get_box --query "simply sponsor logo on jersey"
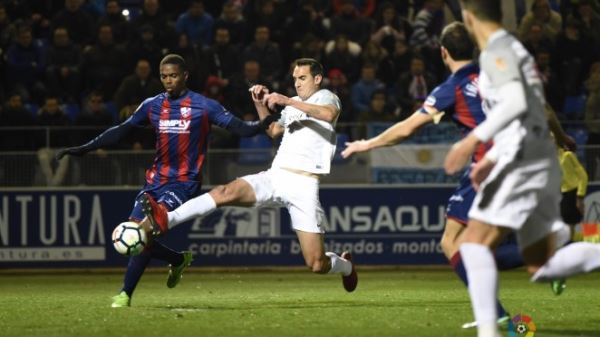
[465,77,479,97]
[158,119,191,133]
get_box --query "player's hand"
[341,140,370,158]
[561,135,577,152]
[249,85,269,104]
[55,146,87,160]
[469,158,495,191]
[576,197,584,215]
[444,135,479,175]
[263,92,290,110]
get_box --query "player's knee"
[210,185,236,204]
[440,236,456,258]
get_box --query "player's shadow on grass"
[539,329,600,337]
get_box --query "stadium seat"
[562,94,586,120]
[62,103,80,122]
[333,133,350,163]
[238,134,272,165]
[105,101,119,123]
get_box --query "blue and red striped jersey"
[129,90,233,186]
[420,63,490,162]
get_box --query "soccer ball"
[112,222,147,256]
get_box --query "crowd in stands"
[0,0,599,155]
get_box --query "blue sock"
[150,241,183,266]
[450,252,507,318]
[121,242,182,297]
[122,249,151,296]
[495,242,524,270]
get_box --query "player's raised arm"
[342,111,434,158]
[264,92,340,124]
[250,84,284,138]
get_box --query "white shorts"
[241,167,326,233]
[468,157,566,249]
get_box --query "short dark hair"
[160,54,187,71]
[460,0,502,23]
[440,22,474,61]
[293,58,323,77]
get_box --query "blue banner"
[2,185,598,268]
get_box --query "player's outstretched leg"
[167,251,194,288]
[141,193,169,236]
[340,252,358,292]
[112,250,152,307]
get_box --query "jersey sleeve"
[480,46,521,87]
[128,97,154,127]
[206,98,234,128]
[421,80,456,113]
[313,90,342,111]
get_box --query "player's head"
[292,58,323,100]
[460,0,502,31]
[159,54,188,97]
[440,22,474,63]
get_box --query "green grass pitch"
[1,269,599,337]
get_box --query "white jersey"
[477,29,554,162]
[271,89,341,174]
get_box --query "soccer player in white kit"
[140,58,358,292]
[445,1,600,337]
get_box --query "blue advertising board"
[2,185,599,268]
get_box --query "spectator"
[203,75,226,104]
[97,0,131,44]
[246,0,287,45]
[361,41,388,76]
[206,27,240,85]
[325,68,354,128]
[81,24,126,99]
[409,0,444,51]
[378,38,413,89]
[536,48,563,112]
[291,34,325,68]
[522,22,554,57]
[554,17,596,97]
[128,24,163,71]
[50,0,94,47]
[332,0,376,17]
[329,0,373,46]
[358,89,398,125]
[77,91,113,127]
[45,27,81,103]
[585,62,600,180]
[0,4,16,52]
[518,0,562,42]
[133,0,174,46]
[214,1,248,46]
[242,25,283,84]
[351,63,385,115]
[396,55,436,117]
[370,1,412,55]
[5,25,45,102]
[570,0,600,53]
[285,0,329,47]
[113,59,162,111]
[225,59,266,120]
[36,95,69,128]
[323,34,361,82]
[0,92,35,151]
[175,0,214,48]
[169,33,209,92]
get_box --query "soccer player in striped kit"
[57,54,265,307]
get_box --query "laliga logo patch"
[180,107,191,117]
[508,314,536,337]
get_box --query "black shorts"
[560,189,582,224]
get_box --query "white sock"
[326,252,352,276]
[460,243,498,334]
[167,193,217,229]
[532,242,600,282]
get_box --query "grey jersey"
[478,30,553,161]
